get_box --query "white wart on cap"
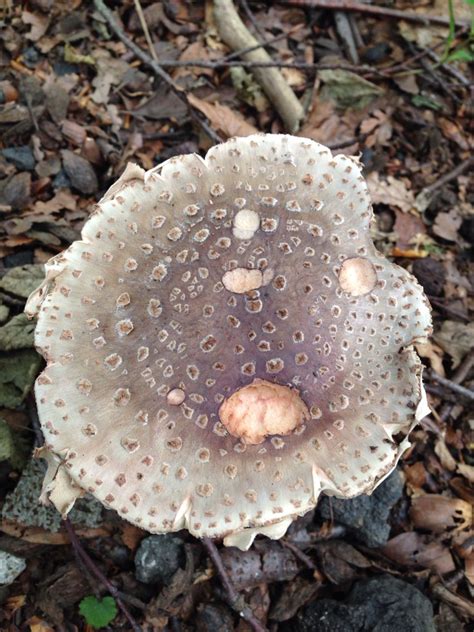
[27,135,432,550]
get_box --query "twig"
[133,0,158,62]
[440,348,474,421]
[93,0,223,145]
[202,537,268,632]
[239,0,267,40]
[431,583,474,618]
[64,519,142,632]
[281,0,470,28]
[281,539,316,569]
[214,0,304,132]
[415,156,474,212]
[222,25,303,62]
[430,372,474,403]
[427,296,470,323]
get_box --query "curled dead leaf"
[410,494,472,534]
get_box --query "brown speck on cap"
[26,136,432,551]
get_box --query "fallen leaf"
[434,438,457,472]
[416,341,445,376]
[22,10,49,42]
[410,494,472,533]
[188,94,258,137]
[394,210,426,249]
[0,313,35,351]
[457,463,474,484]
[383,532,455,574]
[319,68,383,110]
[432,209,463,242]
[367,172,415,212]
[27,616,55,632]
[0,264,44,298]
[433,320,474,367]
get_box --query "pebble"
[134,534,184,584]
[61,149,98,194]
[0,550,26,585]
[286,575,435,632]
[1,147,36,171]
[317,470,403,548]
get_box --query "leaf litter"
[0,0,473,629]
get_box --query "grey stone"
[135,534,184,584]
[318,470,403,548]
[1,457,103,532]
[285,575,435,632]
[1,147,36,171]
[0,550,26,585]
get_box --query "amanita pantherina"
[27,135,432,550]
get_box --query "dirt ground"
[0,1,472,631]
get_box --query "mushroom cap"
[27,135,432,550]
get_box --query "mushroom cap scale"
[27,135,432,550]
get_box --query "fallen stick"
[214,0,304,132]
[282,0,470,29]
[202,537,269,632]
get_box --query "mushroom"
[26,135,432,550]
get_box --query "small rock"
[0,550,26,586]
[317,470,403,548]
[134,534,184,584]
[196,603,235,632]
[1,172,31,210]
[2,458,103,532]
[285,575,435,632]
[61,149,98,194]
[1,146,36,171]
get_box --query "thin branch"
[430,372,474,402]
[64,519,142,632]
[133,0,158,62]
[439,348,474,421]
[93,0,223,145]
[281,0,470,28]
[202,537,268,632]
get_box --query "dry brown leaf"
[187,94,258,138]
[415,341,445,376]
[383,532,455,575]
[457,463,474,484]
[433,320,474,368]
[360,109,393,147]
[367,172,415,212]
[434,438,457,472]
[394,210,426,249]
[26,616,55,632]
[433,209,463,242]
[175,41,215,78]
[121,523,146,551]
[22,11,49,42]
[0,520,110,543]
[410,494,472,533]
[404,461,428,491]
[438,117,470,151]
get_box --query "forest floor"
[0,1,473,631]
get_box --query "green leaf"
[0,265,44,299]
[318,69,383,110]
[0,419,30,469]
[0,314,35,351]
[446,48,474,62]
[411,94,443,111]
[79,596,118,629]
[0,350,42,407]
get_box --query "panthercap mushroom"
[26,134,432,550]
